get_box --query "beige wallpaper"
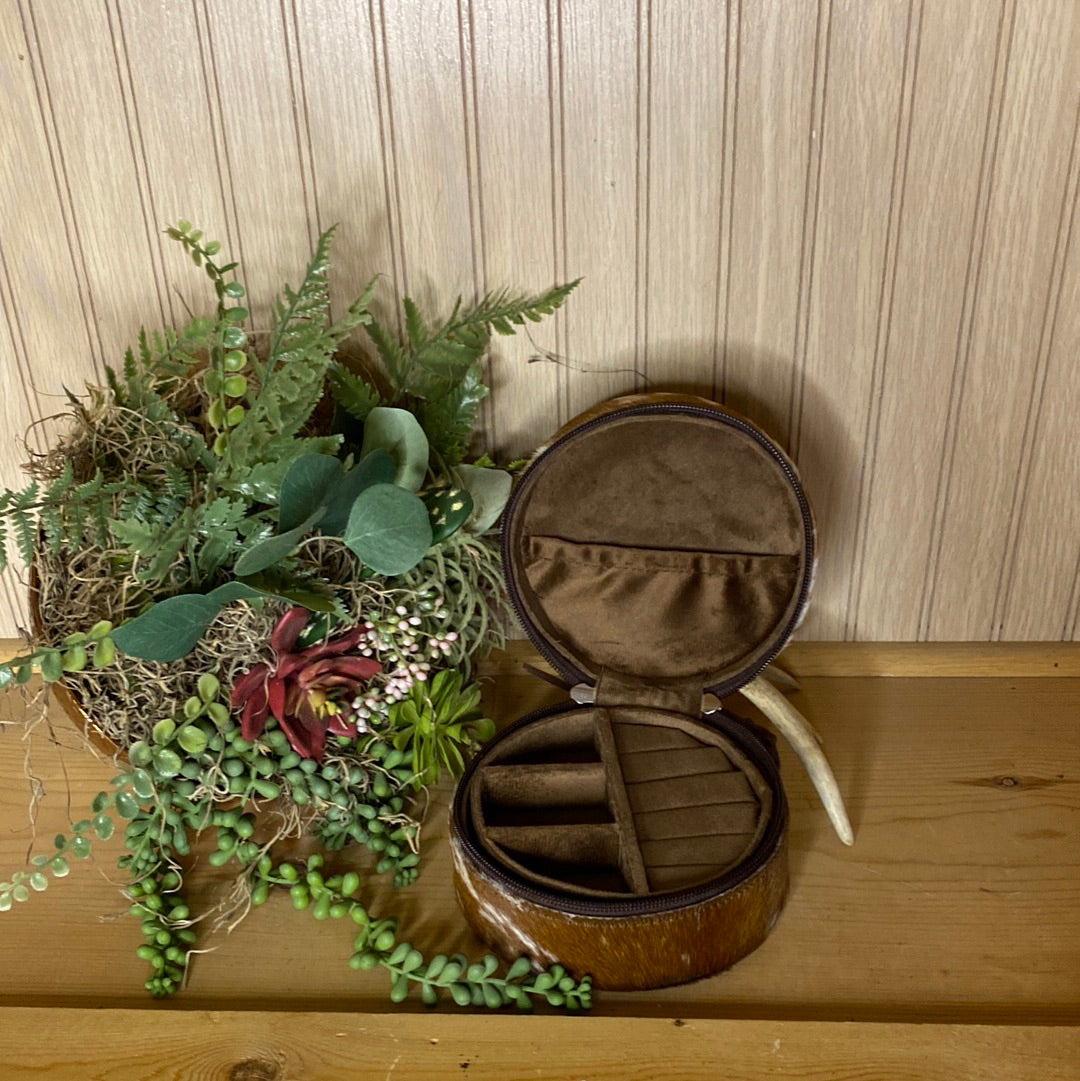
[1,0,1079,641]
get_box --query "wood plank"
[924,1,1080,639]
[849,1,1002,640]
[471,640,1080,679]
[559,0,642,419]
[199,0,315,329]
[997,108,1080,640]
[723,0,818,442]
[8,639,1080,677]
[470,0,564,458]
[0,667,1076,1025]
[790,0,911,639]
[289,0,396,330]
[643,0,728,395]
[378,0,475,316]
[0,1010,1076,1081]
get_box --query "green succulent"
[388,670,494,787]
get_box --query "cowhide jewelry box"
[450,393,852,991]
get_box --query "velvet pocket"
[523,536,801,681]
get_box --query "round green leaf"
[92,815,115,841]
[152,748,183,778]
[39,651,63,683]
[360,407,429,492]
[152,718,176,745]
[128,741,153,768]
[130,769,155,801]
[28,872,48,892]
[114,792,139,819]
[344,484,433,576]
[70,836,91,859]
[50,857,70,878]
[197,673,220,703]
[320,449,396,535]
[111,594,221,663]
[177,725,208,755]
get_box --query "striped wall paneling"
[1,0,1078,641]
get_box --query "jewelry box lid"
[501,394,815,701]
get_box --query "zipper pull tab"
[570,683,596,704]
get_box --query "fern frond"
[363,316,409,390]
[445,279,580,339]
[327,361,381,422]
[415,361,489,466]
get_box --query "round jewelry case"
[450,394,817,990]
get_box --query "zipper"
[500,400,816,699]
[450,701,788,917]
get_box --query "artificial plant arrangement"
[0,222,590,1011]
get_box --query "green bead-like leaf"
[152,718,176,744]
[130,769,155,801]
[344,484,432,576]
[39,651,63,683]
[114,792,139,819]
[206,702,230,728]
[505,957,533,981]
[198,673,220,703]
[128,741,153,768]
[360,407,429,492]
[92,815,114,841]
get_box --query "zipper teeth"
[501,401,816,694]
[450,703,787,916]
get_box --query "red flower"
[231,607,382,761]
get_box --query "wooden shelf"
[0,642,1077,1078]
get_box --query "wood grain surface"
[0,648,1076,1027]
[2,0,1080,638]
[0,1010,1077,1081]
[0,650,1077,1074]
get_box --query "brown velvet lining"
[469,707,771,899]
[505,408,809,688]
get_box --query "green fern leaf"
[327,361,381,422]
[403,296,428,351]
[363,316,409,390]
[416,362,489,466]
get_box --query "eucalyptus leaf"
[454,464,513,534]
[344,483,432,575]
[278,453,342,531]
[321,448,396,534]
[233,505,326,576]
[112,594,220,662]
[360,407,429,492]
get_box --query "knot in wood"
[229,1059,282,1081]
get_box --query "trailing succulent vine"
[0,223,588,1010]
